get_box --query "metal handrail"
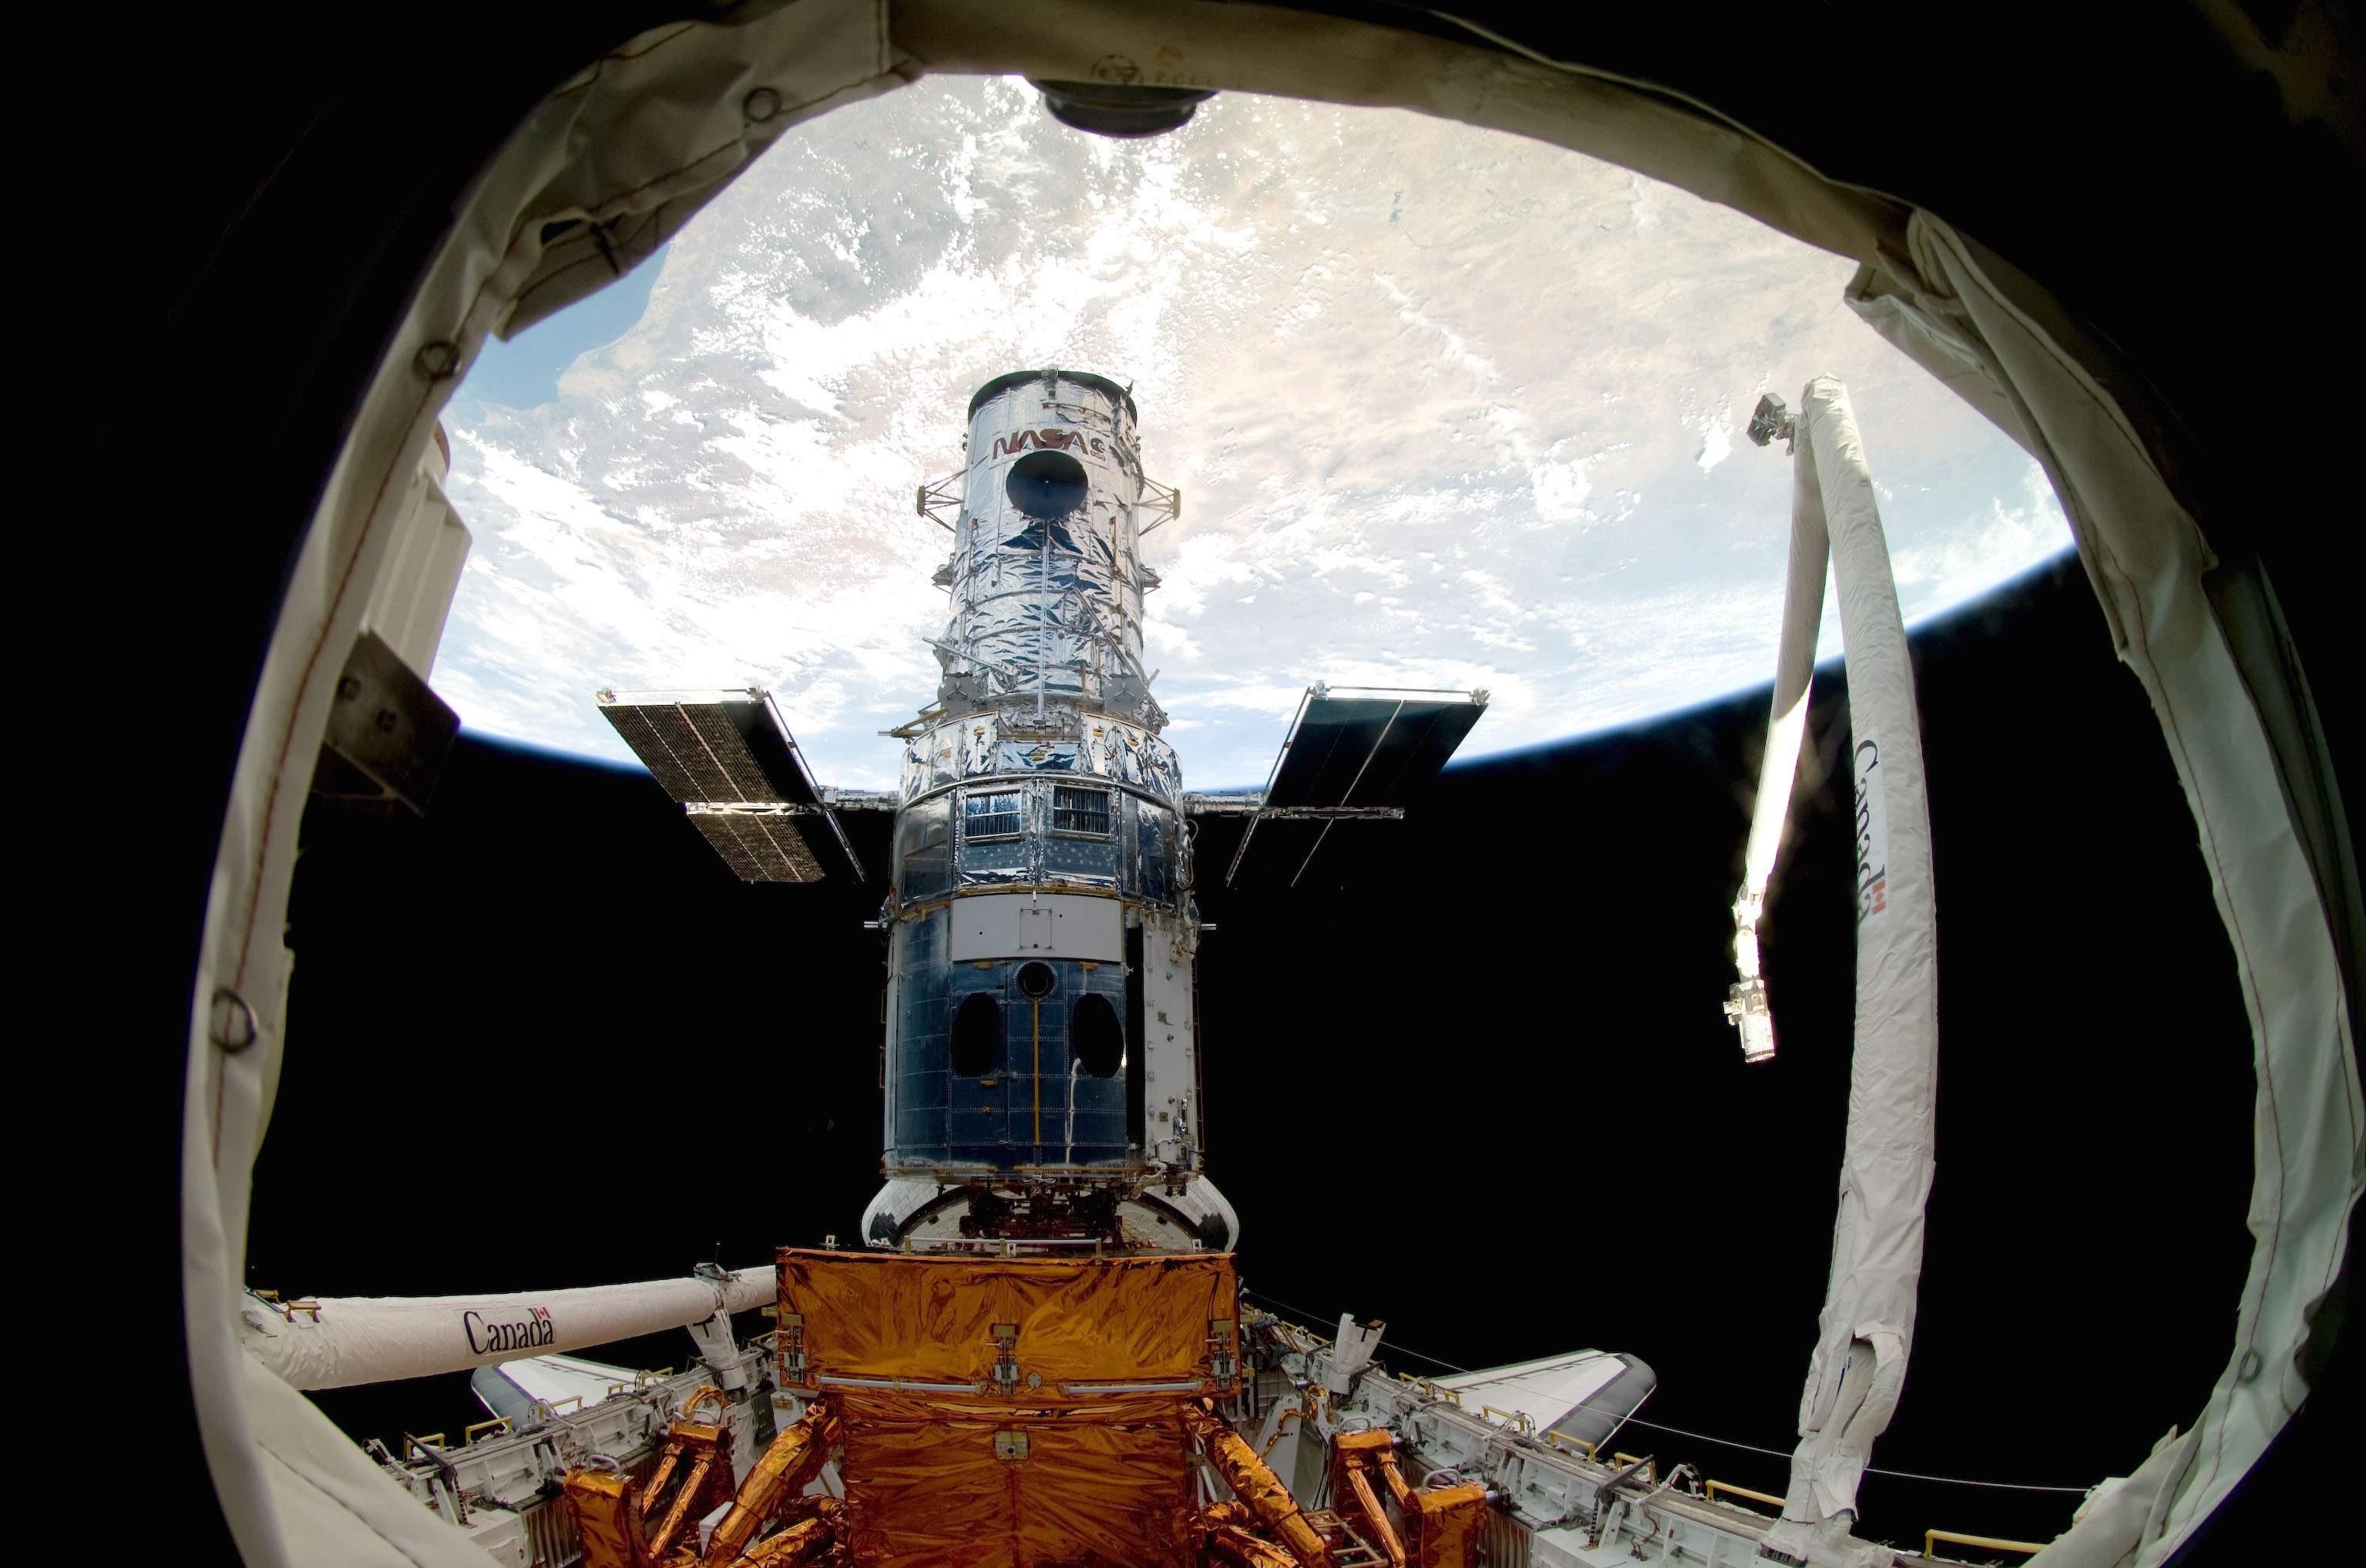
[252,1291,324,1322]
[463,1416,511,1444]
[1480,1405,1534,1433]
[1544,1432,1597,1461]
[1613,1452,1656,1486]
[1924,1529,2047,1560]
[1706,1479,1783,1510]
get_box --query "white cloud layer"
[435,78,2069,790]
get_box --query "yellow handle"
[1924,1529,2046,1558]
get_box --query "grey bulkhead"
[880,371,1201,1175]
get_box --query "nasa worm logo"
[992,428,1106,459]
[464,1305,556,1355]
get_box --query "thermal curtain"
[1847,213,2359,1568]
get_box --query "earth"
[436,76,2068,791]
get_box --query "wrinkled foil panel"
[839,1409,1194,1568]
[1124,733,1183,801]
[902,714,1003,801]
[893,794,953,902]
[1134,799,1176,905]
[778,1247,1238,1390]
[778,1249,1235,1568]
[1083,717,1181,797]
[961,719,998,776]
[901,712,1181,804]
[1000,737,1078,771]
[942,374,1151,713]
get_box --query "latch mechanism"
[990,1323,1020,1394]
[773,1311,807,1387]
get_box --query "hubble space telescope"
[598,368,1486,1257]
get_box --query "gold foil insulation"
[1184,1405,1329,1568]
[562,1251,1485,1567]
[704,1408,836,1565]
[565,1466,651,1568]
[776,1247,1242,1396]
[836,1393,1196,1567]
[778,1247,1237,1567]
[1406,1485,1488,1568]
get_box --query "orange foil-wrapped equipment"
[777,1247,1240,1398]
[776,1248,1240,1568]
[836,1392,1196,1568]
[1407,1483,1489,1568]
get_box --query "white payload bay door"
[946,893,1124,962]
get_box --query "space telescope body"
[865,370,1221,1250]
[862,371,1497,1254]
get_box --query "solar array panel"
[1265,690,1485,810]
[1223,686,1487,887]
[687,806,828,884]
[598,691,816,806]
[598,690,860,881]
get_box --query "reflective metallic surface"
[938,369,1158,723]
[878,372,1201,1194]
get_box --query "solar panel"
[1264,690,1485,809]
[597,690,817,804]
[1224,685,1487,887]
[597,690,862,881]
[686,805,828,883]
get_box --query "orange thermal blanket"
[777,1247,1238,1567]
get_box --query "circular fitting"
[207,988,258,1053]
[1016,961,1057,999]
[743,86,781,124]
[412,340,461,381]
[1027,78,1215,139]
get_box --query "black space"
[255,552,2270,1553]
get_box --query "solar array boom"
[1219,683,1487,886]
